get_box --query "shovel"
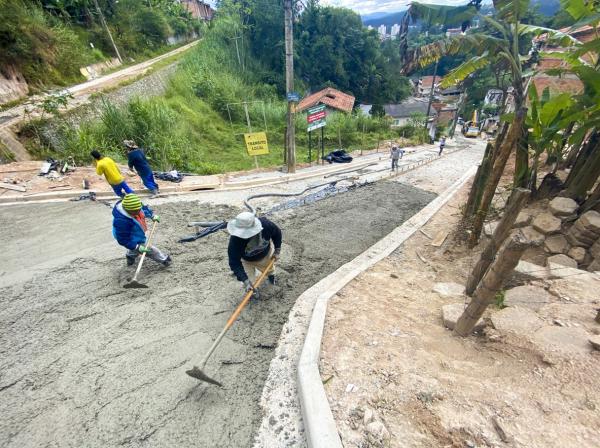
[123,220,158,289]
[186,257,276,386]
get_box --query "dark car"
[323,149,353,164]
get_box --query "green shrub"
[135,9,172,47]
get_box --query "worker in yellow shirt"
[91,150,134,197]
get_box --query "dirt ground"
[0,180,435,448]
[321,181,600,448]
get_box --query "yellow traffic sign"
[244,132,269,156]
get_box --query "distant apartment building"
[446,28,462,37]
[367,25,374,30]
[390,23,401,38]
[417,76,440,97]
[484,89,504,107]
[378,25,387,39]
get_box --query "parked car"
[323,149,353,164]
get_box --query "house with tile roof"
[297,88,355,113]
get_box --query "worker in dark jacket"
[227,211,282,296]
[112,193,171,267]
[123,140,160,198]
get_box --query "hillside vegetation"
[25,0,427,173]
[0,0,200,88]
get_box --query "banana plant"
[526,84,573,189]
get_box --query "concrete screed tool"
[123,220,158,289]
[186,257,276,386]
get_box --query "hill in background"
[360,0,560,30]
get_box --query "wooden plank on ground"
[430,230,449,247]
[0,182,26,192]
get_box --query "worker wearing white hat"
[227,211,282,296]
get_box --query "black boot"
[126,255,136,266]
[162,255,172,267]
[268,274,276,285]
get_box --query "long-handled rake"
[186,257,276,386]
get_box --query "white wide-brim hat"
[227,211,263,239]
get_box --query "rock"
[567,247,586,264]
[491,306,544,335]
[532,213,562,235]
[442,303,486,332]
[533,326,591,356]
[547,254,578,268]
[484,221,500,237]
[579,210,600,234]
[566,222,599,247]
[513,211,532,228]
[544,235,570,254]
[521,226,545,245]
[365,420,391,447]
[591,239,600,259]
[588,258,600,272]
[345,383,358,393]
[363,408,376,426]
[514,260,550,281]
[433,282,466,297]
[504,285,552,311]
[549,197,578,217]
[589,335,600,350]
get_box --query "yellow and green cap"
[122,193,142,211]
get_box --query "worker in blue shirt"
[123,140,160,198]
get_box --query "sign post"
[306,104,327,165]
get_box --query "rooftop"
[297,88,355,113]
[531,76,584,96]
[419,76,439,88]
[383,98,437,118]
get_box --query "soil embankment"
[0,180,434,447]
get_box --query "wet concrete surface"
[0,181,435,447]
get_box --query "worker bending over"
[112,193,172,267]
[123,140,160,198]
[227,212,282,296]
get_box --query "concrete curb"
[297,165,477,448]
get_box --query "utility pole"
[450,90,465,138]
[92,0,123,64]
[425,57,439,131]
[284,0,296,173]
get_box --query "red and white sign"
[307,111,326,123]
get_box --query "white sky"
[319,0,475,15]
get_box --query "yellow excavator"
[463,110,480,138]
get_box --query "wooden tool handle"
[225,257,275,328]
[132,220,158,281]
